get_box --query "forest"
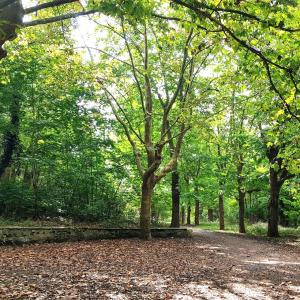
[0,1,300,299]
[0,0,299,241]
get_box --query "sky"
[23,0,108,62]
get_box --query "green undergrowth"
[0,217,139,228]
[196,222,300,238]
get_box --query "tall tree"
[94,16,211,238]
[259,121,298,237]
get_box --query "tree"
[0,16,133,222]
[266,145,291,237]
[2,0,299,124]
[94,16,212,239]
[180,127,219,227]
[0,0,299,238]
[168,0,300,122]
[259,121,298,237]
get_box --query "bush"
[0,181,35,219]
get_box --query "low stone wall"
[0,227,191,245]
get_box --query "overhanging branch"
[172,2,300,122]
[23,10,97,27]
[171,0,300,33]
[24,0,78,14]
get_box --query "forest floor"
[0,229,299,300]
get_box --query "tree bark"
[208,208,213,221]
[219,192,225,230]
[0,1,24,59]
[170,170,180,227]
[140,175,154,240]
[267,167,280,237]
[216,144,226,230]
[194,199,200,226]
[187,203,191,225]
[236,160,246,233]
[265,145,291,238]
[181,205,185,225]
[238,189,246,233]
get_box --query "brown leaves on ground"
[0,230,299,299]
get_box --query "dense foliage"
[0,0,299,237]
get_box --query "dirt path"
[191,229,300,299]
[0,230,299,299]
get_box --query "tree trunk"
[265,145,290,238]
[217,144,225,230]
[267,167,280,237]
[181,206,185,225]
[237,160,246,233]
[208,208,213,221]
[279,198,288,227]
[140,176,154,240]
[0,1,24,59]
[219,192,225,230]
[187,204,191,225]
[170,171,180,227]
[194,199,200,226]
[238,189,246,233]
[0,96,20,178]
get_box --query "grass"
[196,221,300,238]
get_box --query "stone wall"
[0,227,191,245]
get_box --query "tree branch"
[121,19,146,115]
[99,81,145,145]
[186,6,299,122]
[78,46,144,76]
[170,0,300,33]
[160,29,193,140]
[155,124,188,183]
[152,12,222,33]
[101,86,145,177]
[24,0,77,14]
[263,61,300,122]
[23,10,97,27]
[143,24,153,150]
